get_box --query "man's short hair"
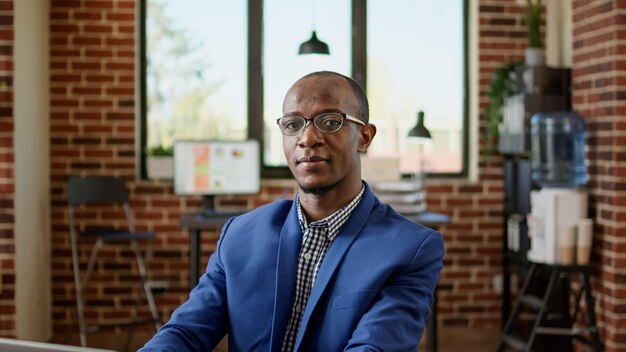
[300,71,370,123]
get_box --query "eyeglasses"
[276,112,366,136]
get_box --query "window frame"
[139,0,469,180]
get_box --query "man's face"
[281,74,373,194]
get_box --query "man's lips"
[297,155,328,164]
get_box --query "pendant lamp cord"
[311,0,316,30]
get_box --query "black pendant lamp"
[407,111,432,139]
[298,30,330,55]
[298,0,330,55]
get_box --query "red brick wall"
[48,0,185,332]
[571,1,626,351]
[0,0,14,339]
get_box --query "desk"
[179,212,242,289]
[180,210,450,352]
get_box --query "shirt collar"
[296,185,365,241]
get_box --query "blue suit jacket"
[141,184,444,351]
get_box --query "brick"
[85,74,114,82]
[51,0,81,7]
[50,74,81,83]
[105,63,134,71]
[83,99,113,107]
[50,25,79,33]
[84,25,112,33]
[0,15,12,26]
[72,37,102,46]
[0,107,11,117]
[0,29,12,40]
[72,87,101,95]
[105,38,134,47]
[0,2,13,11]
[106,13,134,21]
[85,1,113,9]
[84,50,113,58]
[73,12,102,21]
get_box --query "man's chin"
[298,178,343,195]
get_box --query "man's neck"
[298,182,363,222]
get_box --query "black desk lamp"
[408,110,432,180]
[407,111,432,140]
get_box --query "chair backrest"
[67,176,129,206]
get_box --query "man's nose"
[298,121,324,147]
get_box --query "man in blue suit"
[140,71,445,351]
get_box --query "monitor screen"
[174,140,260,196]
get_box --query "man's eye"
[283,120,302,130]
[320,118,342,127]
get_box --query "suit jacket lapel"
[270,199,302,352]
[294,184,377,350]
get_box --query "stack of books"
[370,175,426,214]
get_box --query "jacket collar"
[269,198,301,351]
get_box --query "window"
[263,0,351,167]
[140,0,247,177]
[140,0,468,179]
[367,0,466,175]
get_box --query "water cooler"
[527,111,588,264]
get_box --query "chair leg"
[70,235,88,347]
[131,239,162,331]
[83,239,103,288]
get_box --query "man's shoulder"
[369,201,437,236]
[217,199,294,248]
[229,198,293,226]
[243,198,293,216]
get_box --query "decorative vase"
[525,47,544,67]
[147,156,174,179]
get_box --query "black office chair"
[66,176,162,347]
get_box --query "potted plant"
[146,145,174,179]
[485,62,519,149]
[524,0,544,66]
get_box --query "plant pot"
[147,156,174,180]
[525,47,544,67]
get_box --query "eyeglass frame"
[276,112,366,136]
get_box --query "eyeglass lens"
[278,113,344,135]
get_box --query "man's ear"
[357,124,377,153]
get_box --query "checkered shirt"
[281,186,365,352]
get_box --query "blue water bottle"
[530,111,587,187]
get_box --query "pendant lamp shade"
[407,111,432,139]
[298,31,330,55]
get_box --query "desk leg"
[427,288,437,352]
[190,229,201,289]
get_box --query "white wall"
[14,0,52,341]
[546,0,573,67]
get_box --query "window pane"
[146,0,247,149]
[263,0,351,167]
[367,0,464,174]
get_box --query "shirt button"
[304,252,312,260]
[296,304,301,313]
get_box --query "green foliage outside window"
[147,0,239,150]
